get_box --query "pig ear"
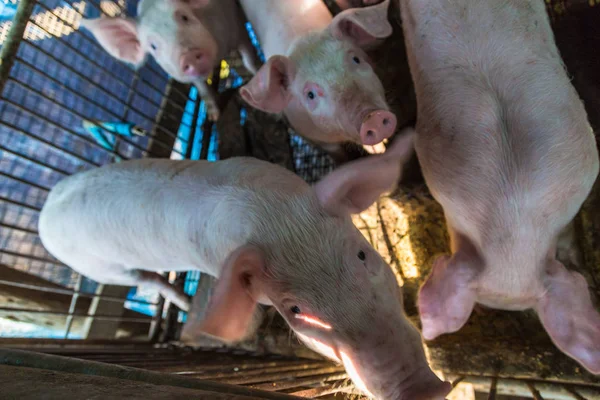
[330,0,392,47]
[418,254,478,340]
[80,17,146,66]
[239,55,295,114]
[198,246,267,343]
[314,130,414,216]
[535,260,600,374]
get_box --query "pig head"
[81,0,217,82]
[187,134,451,400]
[81,0,258,119]
[397,0,600,374]
[240,0,397,153]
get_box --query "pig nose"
[180,50,209,77]
[359,110,397,146]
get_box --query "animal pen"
[0,0,599,398]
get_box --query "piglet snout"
[360,110,397,146]
[180,49,211,77]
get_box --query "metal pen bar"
[0,144,71,176]
[290,382,353,398]
[199,362,333,381]
[251,372,348,392]
[0,117,102,167]
[0,196,42,212]
[0,306,152,323]
[452,376,465,387]
[0,0,36,95]
[15,53,185,152]
[488,377,498,400]
[223,366,345,386]
[2,83,133,160]
[7,69,173,159]
[0,170,51,192]
[64,274,83,339]
[527,382,544,400]
[0,349,303,400]
[7,78,156,157]
[0,223,38,235]
[0,278,159,306]
[0,249,62,265]
[565,386,589,400]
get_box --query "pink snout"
[360,110,397,146]
[180,49,211,78]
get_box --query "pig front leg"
[238,36,261,75]
[194,79,220,121]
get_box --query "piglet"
[39,134,451,400]
[81,0,260,120]
[239,0,398,162]
[399,0,600,373]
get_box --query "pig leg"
[238,35,261,75]
[194,80,220,121]
[79,261,191,312]
[535,260,600,374]
[418,254,478,340]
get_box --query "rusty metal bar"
[251,372,348,392]
[488,377,497,400]
[0,0,36,95]
[527,382,544,400]
[154,360,324,375]
[0,144,71,176]
[0,349,303,400]
[0,306,152,323]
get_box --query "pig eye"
[290,305,301,314]
[180,14,189,22]
[150,43,157,51]
[307,91,315,100]
[357,250,366,261]
[353,56,361,64]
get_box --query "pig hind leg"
[78,261,191,312]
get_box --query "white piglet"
[239,0,398,161]
[399,0,600,373]
[39,134,451,400]
[81,0,260,120]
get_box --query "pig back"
[39,158,311,277]
[404,0,599,242]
